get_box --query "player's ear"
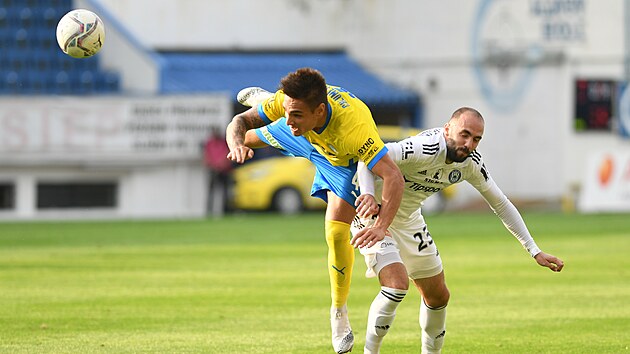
[443,121,450,135]
[315,102,326,116]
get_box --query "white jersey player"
[350,107,564,354]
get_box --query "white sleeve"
[358,142,399,196]
[357,160,375,196]
[477,179,542,257]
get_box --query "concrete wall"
[0,95,231,220]
[95,0,630,204]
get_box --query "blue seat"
[51,70,70,94]
[25,70,47,93]
[2,70,24,93]
[18,7,33,29]
[96,71,120,92]
[0,7,8,29]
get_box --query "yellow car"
[231,155,326,214]
[230,125,424,214]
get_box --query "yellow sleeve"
[351,124,387,169]
[259,91,286,124]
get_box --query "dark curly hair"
[279,67,328,111]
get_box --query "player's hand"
[534,252,564,272]
[350,224,387,249]
[227,146,254,164]
[355,194,379,218]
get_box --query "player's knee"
[425,287,450,308]
[379,263,409,290]
[387,274,409,291]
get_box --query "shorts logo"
[448,170,462,183]
[381,241,395,248]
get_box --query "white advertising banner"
[578,152,630,212]
[0,95,231,161]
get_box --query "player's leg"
[325,192,357,354]
[364,261,408,354]
[393,219,448,354]
[351,216,409,354]
[412,272,449,354]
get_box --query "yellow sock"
[325,220,355,308]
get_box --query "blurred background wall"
[1,0,629,219]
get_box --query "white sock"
[420,299,447,354]
[364,286,407,354]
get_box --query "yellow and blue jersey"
[257,85,387,170]
[255,119,359,206]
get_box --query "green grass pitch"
[0,212,629,353]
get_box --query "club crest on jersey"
[448,170,462,183]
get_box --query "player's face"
[283,96,326,136]
[444,112,484,163]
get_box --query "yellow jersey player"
[226,68,403,353]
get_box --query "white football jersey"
[360,127,541,257]
[382,127,492,220]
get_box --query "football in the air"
[56,9,105,58]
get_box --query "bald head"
[444,107,485,163]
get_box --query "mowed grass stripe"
[0,212,628,353]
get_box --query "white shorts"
[351,214,443,280]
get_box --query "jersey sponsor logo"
[431,169,443,180]
[423,143,439,155]
[408,182,442,193]
[358,138,375,155]
[448,170,462,183]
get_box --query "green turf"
[0,212,628,353]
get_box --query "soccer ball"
[56,9,105,58]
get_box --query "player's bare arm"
[243,129,269,149]
[351,154,403,248]
[226,107,266,163]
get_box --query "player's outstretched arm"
[534,252,564,272]
[226,107,266,164]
